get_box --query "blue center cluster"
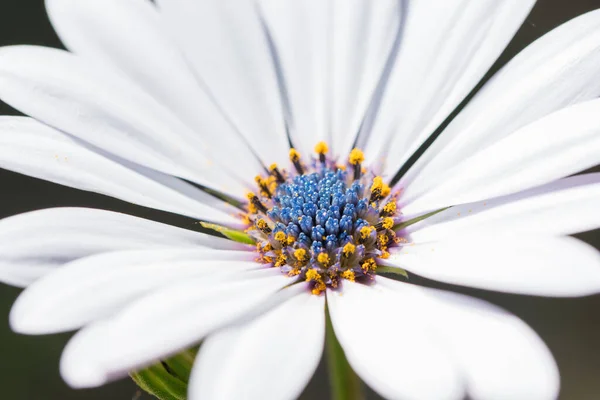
[266,168,376,253]
[248,147,399,294]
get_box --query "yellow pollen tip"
[246,192,257,201]
[311,281,326,295]
[314,141,329,155]
[348,148,365,165]
[360,226,375,240]
[294,248,308,262]
[361,258,377,272]
[371,176,384,192]
[342,243,356,256]
[341,270,356,282]
[381,185,391,198]
[383,201,397,214]
[286,236,296,245]
[382,217,394,230]
[269,163,278,171]
[305,268,322,282]
[275,253,287,267]
[317,253,330,266]
[378,233,389,246]
[370,176,391,200]
[289,148,301,162]
[256,219,268,229]
[274,231,286,243]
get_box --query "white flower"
[1,0,600,399]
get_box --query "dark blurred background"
[1,0,600,399]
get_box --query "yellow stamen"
[342,243,356,257]
[341,270,356,282]
[289,148,301,162]
[381,185,391,198]
[247,202,258,214]
[348,148,365,165]
[382,217,394,230]
[314,141,329,155]
[360,226,375,240]
[269,163,285,183]
[370,176,391,201]
[256,219,270,232]
[289,148,304,174]
[311,281,326,295]
[274,253,287,267]
[361,258,377,272]
[241,214,252,225]
[371,176,383,192]
[286,235,296,246]
[378,233,389,247]
[305,268,322,282]
[382,201,397,215]
[274,231,287,244]
[294,248,308,263]
[246,192,267,213]
[317,253,331,266]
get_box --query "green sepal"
[393,207,450,231]
[376,265,409,279]
[130,363,188,400]
[199,222,255,245]
[163,348,198,383]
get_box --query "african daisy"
[1,1,600,399]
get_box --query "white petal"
[0,207,241,287]
[407,173,600,243]
[10,249,256,335]
[378,278,560,400]
[403,98,600,214]
[190,291,324,400]
[327,281,464,400]
[384,236,600,296]
[363,0,535,176]
[403,8,600,194]
[0,45,247,193]
[46,0,265,180]
[329,0,403,158]
[155,0,290,167]
[0,116,240,224]
[60,273,298,388]
[259,0,402,158]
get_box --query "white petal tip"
[9,295,70,335]
[59,326,111,389]
[60,355,108,389]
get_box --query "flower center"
[245,142,401,295]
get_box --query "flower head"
[0,1,600,400]
[245,146,400,293]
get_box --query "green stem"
[325,305,364,400]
